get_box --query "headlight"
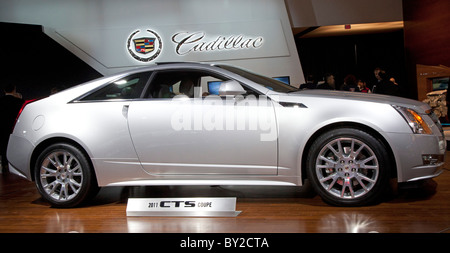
[392,105,432,134]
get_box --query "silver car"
[7,62,446,207]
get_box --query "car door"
[127,68,278,175]
[75,71,153,184]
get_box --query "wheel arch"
[30,137,96,182]
[300,122,397,183]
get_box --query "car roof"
[122,61,218,74]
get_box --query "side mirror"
[218,80,247,96]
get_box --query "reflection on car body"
[7,62,446,207]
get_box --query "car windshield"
[216,64,298,93]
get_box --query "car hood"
[283,89,431,114]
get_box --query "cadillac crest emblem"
[127,29,162,62]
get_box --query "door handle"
[122,105,130,118]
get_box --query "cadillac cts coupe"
[7,62,446,207]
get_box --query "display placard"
[126,197,241,217]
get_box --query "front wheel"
[306,128,391,206]
[34,143,98,208]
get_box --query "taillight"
[12,99,38,133]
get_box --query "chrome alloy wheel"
[39,151,84,201]
[315,137,379,199]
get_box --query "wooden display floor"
[1,153,450,234]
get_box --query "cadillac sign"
[127,29,163,62]
[127,28,264,62]
[171,31,263,55]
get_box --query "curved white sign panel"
[52,20,289,68]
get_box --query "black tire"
[34,143,99,208]
[306,128,390,206]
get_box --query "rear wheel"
[34,143,98,208]
[306,128,390,206]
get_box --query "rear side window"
[145,69,231,98]
[81,72,151,101]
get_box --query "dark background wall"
[0,22,102,100]
[403,0,450,99]
[297,0,450,100]
[296,31,406,95]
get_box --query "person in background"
[374,70,399,96]
[357,79,371,93]
[299,74,316,90]
[0,83,24,174]
[341,74,359,92]
[390,77,398,86]
[371,67,383,93]
[317,73,335,90]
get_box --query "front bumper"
[387,131,446,182]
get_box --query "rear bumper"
[6,134,34,180]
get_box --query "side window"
[146,70,230,99]
[204,77,259,97]
[240,83,260,96]
[81,72,151,101]
[202,76,225,96]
